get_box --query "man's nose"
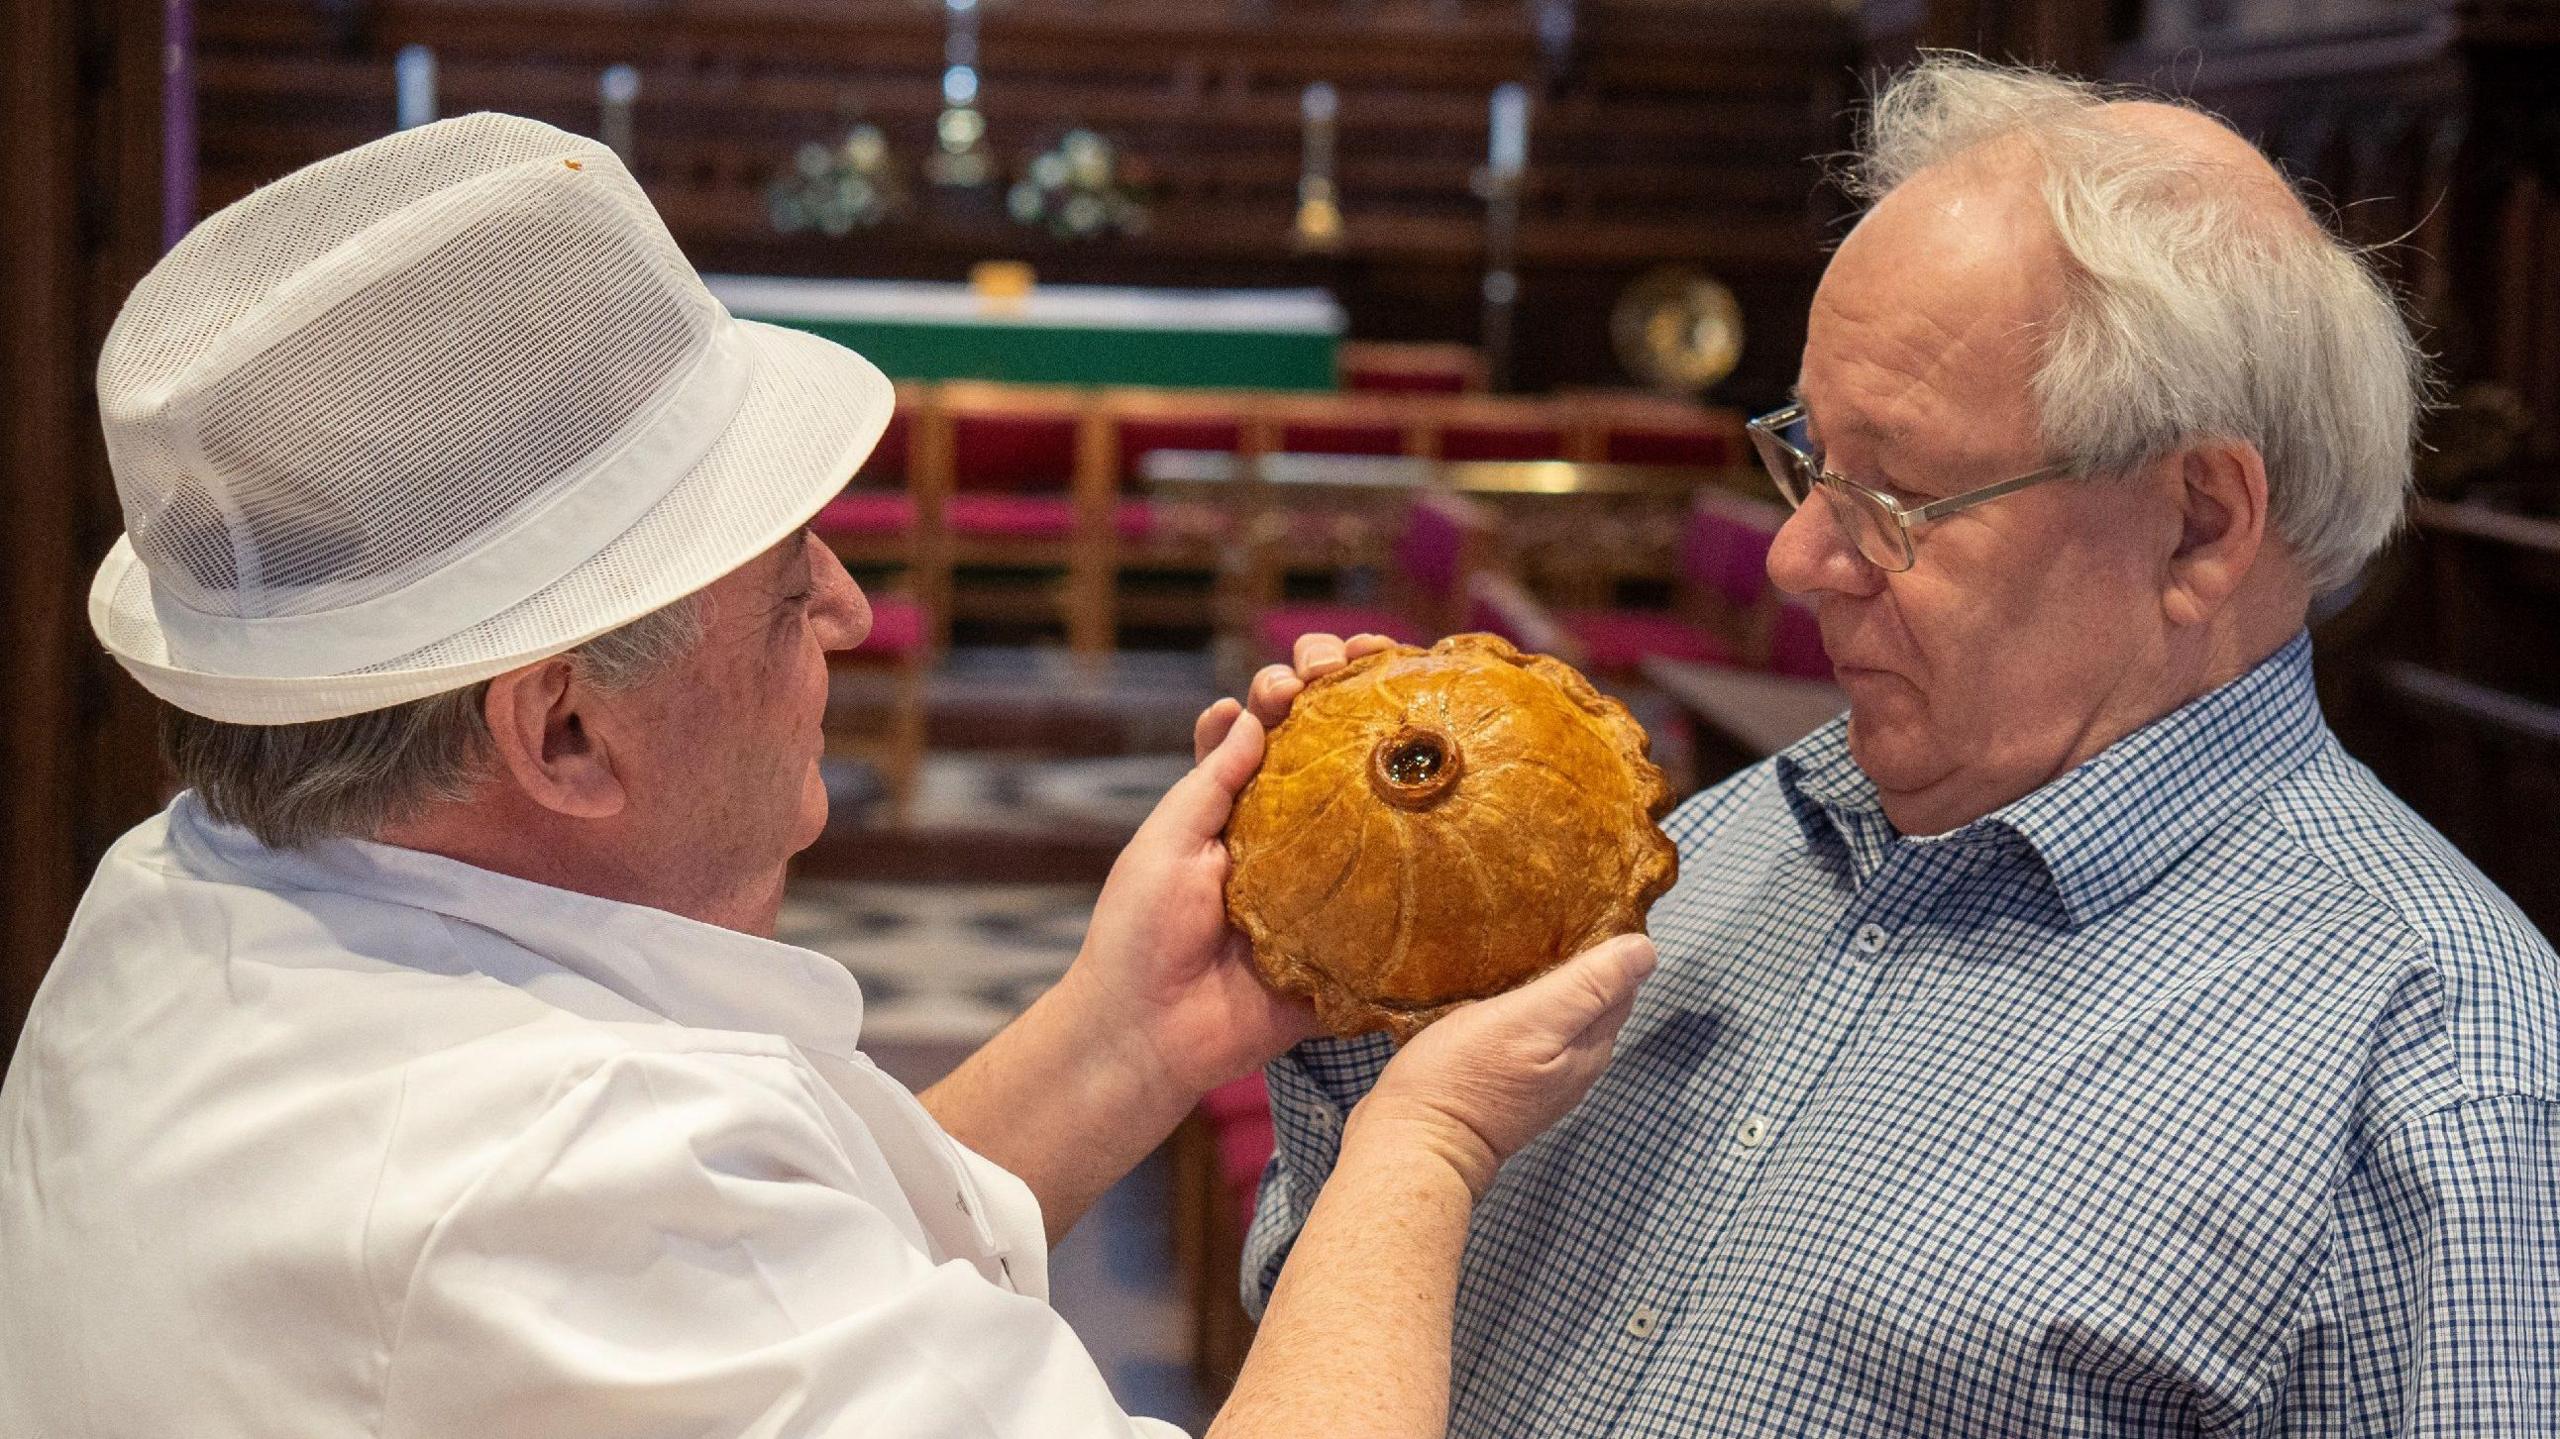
[808,541,872,653]
[1766,495,1882,599]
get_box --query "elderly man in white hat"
[1254,58,2560,1437]
[0,115,1656,1436]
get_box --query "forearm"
[1242,1036,1400,1313]
[1208,1112,1476,1439]
[920,972,1195,1245]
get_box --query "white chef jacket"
[0,795,1186,1438]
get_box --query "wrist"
[1039,964,1201,1113]
[1342,1096,1501,1201]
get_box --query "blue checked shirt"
[1245,632,2560,1437]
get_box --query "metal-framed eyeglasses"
[1743,403,2074,572]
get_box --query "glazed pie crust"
[1223,633,1678,1040]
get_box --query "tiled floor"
[777,877,1100,1050]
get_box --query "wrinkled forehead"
[1801,163,2064,464]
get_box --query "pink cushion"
[1563,609,1737,671]
[1769,599,1832,679]
[1217,1114,1277,1229]
[952,411,1080,493]
[1604,422,1735,468]
[948,494,1154,541]
[860,409,911,483]
[1437,423,1567,462]
[1108,500,1157,541]
[1345,368,1469,395]
[1200,1073,1269,1125]
[1463,593,1516,642]
[1258,605,1421,660]
[1117,414,1245,465]
[814,491,915,539]
[1683,502,1783,610]
[1392,499,1466,598]
[856,595,928,658]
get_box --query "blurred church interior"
[6,0,2556,1425]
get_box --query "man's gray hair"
[166,594,707,850]
[1847,56,2430,593]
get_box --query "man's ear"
[481,658,627,820]
[2161,438,2269,629]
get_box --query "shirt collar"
[1775,630,2327,926]
[162,794,867,1060]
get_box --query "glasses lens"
[1816,477,1913,571]
[1748,422,1812,509]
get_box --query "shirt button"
[1735,1115,1771,1149]
[1625,1304,1660,1339]
[1853,923,1890,954]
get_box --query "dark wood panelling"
[191,0,1858,403]
[1,0,172,1073]
[2110,2,2560,936]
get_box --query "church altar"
[705,275,1345,391]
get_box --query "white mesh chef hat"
[89,112,892,723]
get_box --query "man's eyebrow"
[1789,383,1909,451]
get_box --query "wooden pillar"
[0,0,173,1072]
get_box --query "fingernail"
[1259,664,1292,685]
[1616,935,1658,980]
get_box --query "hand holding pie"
[1222,633,1678,1041]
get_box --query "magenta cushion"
[1564,609,1737,671]
[1683,504,1783,610]
[1118,414,1246,464]
[1217,1114,1277,1229]
[1436,424,1567,462]
[814,491,915,539]
[1200,1073,1269,1125]
[952,411,1080,493]
[1464,593,1520,643]
[1392,500,1466,598]
[1257,605,1421,660]
[853,595,927,658]
[1344,365,1469,395]
[860,409,911,483]
[947,495,1156,541]
[1604,423,1735,467]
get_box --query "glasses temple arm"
[1902,463,2072,525]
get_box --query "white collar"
[161,792,867,1059]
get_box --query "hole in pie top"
[1385,737,1445,786]
[1369,724,1464,809]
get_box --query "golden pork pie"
[1224,633,1678,1040]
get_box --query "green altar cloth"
[704,275,1343,390]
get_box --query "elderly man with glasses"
[1250,57,2559,1438]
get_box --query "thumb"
[1470,934,1656,1045]
[1145,708,1266,843]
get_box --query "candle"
[1303,81,1338,127]
[394,45,436,131]
[598,64,638,162]
[1487,82,1528,175]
